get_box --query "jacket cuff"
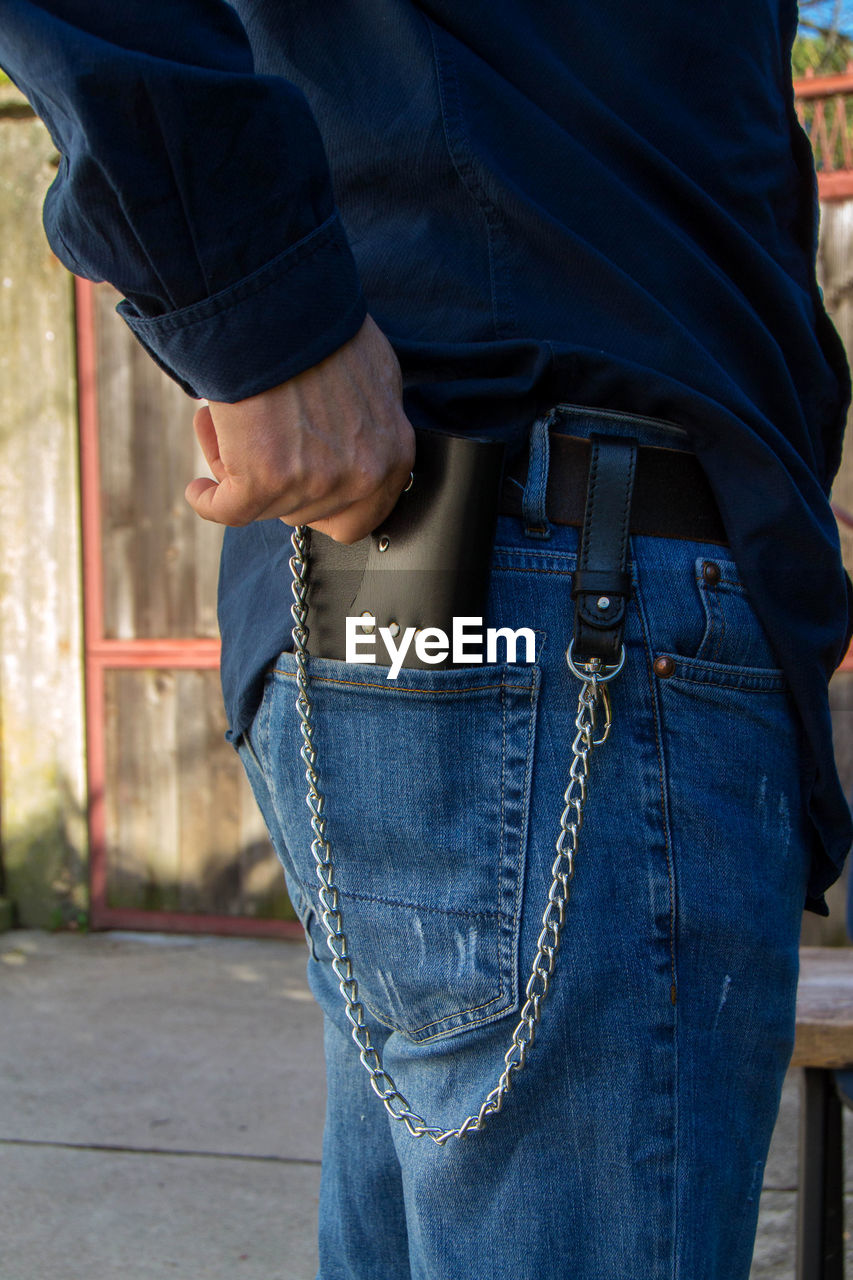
[116,212,366,401]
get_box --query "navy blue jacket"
[2,0,851,910]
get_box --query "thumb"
[192,404,227,482]
[185,404,249,523]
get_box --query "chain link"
[288,525,613,1144]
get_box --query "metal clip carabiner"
[592,682,612,745]
[565,641,622,745]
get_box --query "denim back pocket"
[256,654,540,1043]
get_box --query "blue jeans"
[237,405,810,1279]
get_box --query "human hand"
[185,315,416,543]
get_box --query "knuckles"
[198,403,414,531]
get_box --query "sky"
[799,0,853,38]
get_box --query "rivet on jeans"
[654,655,675,678]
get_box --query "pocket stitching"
[339,889,501,919]
[663,658,786,692]
[272,669,536,697]
[365,984,513,1040]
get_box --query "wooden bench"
[794,947,853,1279]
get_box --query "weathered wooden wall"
[90,283,288,922]
[102,668,287,919]
[0,87,287,930]
[92,284,223,642]
[0,88,87,928]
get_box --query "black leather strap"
[571,436,639,665]
[500,434,727,545]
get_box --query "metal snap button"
[653,655,675,678]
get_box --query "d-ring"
[565,639,626,683]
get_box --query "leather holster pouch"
[305,428,506,670]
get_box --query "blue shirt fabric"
[2,0,851,911]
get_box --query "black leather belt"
[501,433,728,546]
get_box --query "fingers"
[300,460,415,543]
[183,315,416,535]
[184,474,246,524]
[186,447,412,531]
[187,401,289,525]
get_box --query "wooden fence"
[0,81,295,934]
[78,281,294,934]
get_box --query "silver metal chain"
[288,525,618,1144]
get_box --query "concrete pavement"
[0,931,324,1280]
[0,929,849,1279]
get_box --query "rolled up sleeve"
[0,0,366,398]
[117,211,366,400]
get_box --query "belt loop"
[521,412,553,539]
[571,435,639,666]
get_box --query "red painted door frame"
[76,278,301,937]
